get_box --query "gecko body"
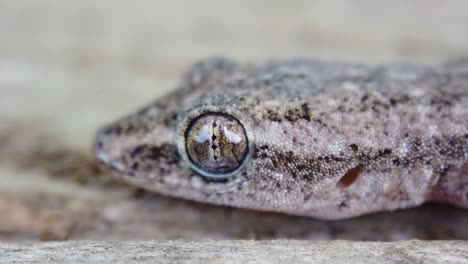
[95,58,467,219]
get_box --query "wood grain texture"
[1,240,467,264]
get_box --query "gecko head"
[93,58,367,219]
[94,95,259,203]
[94,91,359,219]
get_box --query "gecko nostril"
[337,165,363,188]
[94,140,110,165]
[94,128,114,166]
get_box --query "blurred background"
[0,0,467,241]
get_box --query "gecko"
[94,58,468,220]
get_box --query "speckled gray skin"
[95,58,468,220]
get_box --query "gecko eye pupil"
[185,113,248,178]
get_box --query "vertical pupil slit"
[211,120,218,161]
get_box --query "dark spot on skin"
[337,165,362,188]
[148,147,163,160]
[131,145,145,158]
[131,162,139,172]
[257,146,350,184]
[131,144,180,164]
[361,95,369,102]
[331,156,344,162]
[284,104,312,122]
[285,109,301,122]
[259,145,269,150]
[301,103,311,121]
[284,151,294,163]
[296,164,306,171]
[313,118,323,126]
[413,138,422,147]
[389,98,397,107]
[430,97,453,107]
[254,151,268,159]
[373,100,390,110]
[266,110,282,122]
[349,144,359,152]
[383,148,392,155]
[160,145,180,164]
[253,145,270,159]
[303,173,316,182]
[290,170,298,179]
[163,112,178,126]
[338,201,347,208]
[392,158,400,165]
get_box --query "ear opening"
[337,165,363,189]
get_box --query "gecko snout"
[93,124,127,173]
[94,114,182,177]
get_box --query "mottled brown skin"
[95,58,468,219]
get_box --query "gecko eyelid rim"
[183,112,250,179]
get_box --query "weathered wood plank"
[1,240,467,264]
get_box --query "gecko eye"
[185,113,248,178]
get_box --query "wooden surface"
[1,240,467,264]
[1,0,468,244]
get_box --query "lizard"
[94,58,468,220]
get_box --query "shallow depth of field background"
[0,0,467,241]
